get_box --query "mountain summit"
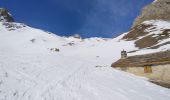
[133,0,170,26]
[0,8,14,22]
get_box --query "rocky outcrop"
[72,34,82,39]
[133,0,170,26]
[122,21,170,49]
[0,8,14,22]
[121,0,170,49]
[0,8,26,30]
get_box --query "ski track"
[0,54,96,100]
[0,21,170,100]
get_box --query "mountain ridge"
[0,1,170,99]
[0,8,14,22]
[121,0,170,49]
[133,0,170,26]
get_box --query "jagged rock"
[49,48,60,52]
[0,8,14,22]
[122,21,170,49]
[72,34,82,39]
[133,0,170,26]
[2,22,26,31]
[122,0,170,49]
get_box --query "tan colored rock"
[133,0,170,26]
[0,8,14,22]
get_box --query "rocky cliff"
[0,8,14,22]
[122,0,170,49]
[133,0,170,26]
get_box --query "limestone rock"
[0,8,14,22]
[133,0,170,26]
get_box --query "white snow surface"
[0,21,170,100]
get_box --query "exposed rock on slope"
[121,0,170,49]
[133,0,170,26]
[0,8,14,22]
[0,8,26,31]
[69,34,82,39]
[122,20,170,49]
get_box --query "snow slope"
[0,21,170,100]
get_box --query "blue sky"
[0,0,153,38]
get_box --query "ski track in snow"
[0,21,170,100]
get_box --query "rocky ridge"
[133,0,170,26]
[122,0,170,49]
[0,8,14,22]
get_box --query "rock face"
[0,8,25,31]
[133,0,170,26]
[72,34,81,39]
[69,34,82,39]
[122,0,170,49]
[123,20,170,49]
[0,8,14,22]
[122,20,170,49]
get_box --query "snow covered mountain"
[0,6,170,100]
